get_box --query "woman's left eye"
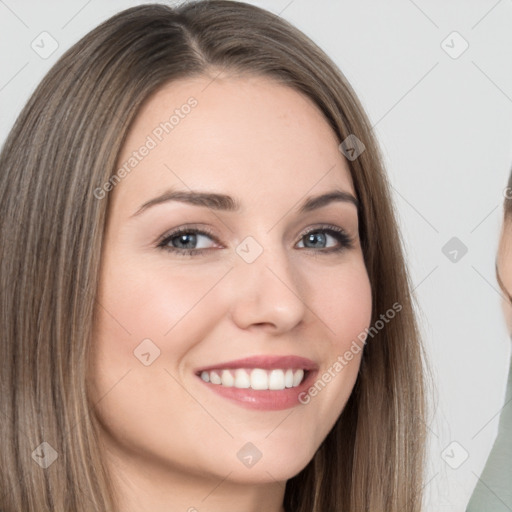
[297,227,353,252]
[156,225,353,256]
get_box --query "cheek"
[311,258,373,346]
[296,258,372,432]
[88,253,218,410]
[88,257,235,428]
[88,259,235,473]
[93,255,230,358]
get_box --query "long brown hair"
[0,2,428,510]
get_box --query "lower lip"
[196,370,318,411]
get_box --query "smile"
[194,355,318,410]
[199,368,306,390]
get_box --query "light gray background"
[1,1,511,510]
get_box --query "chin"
[219,447,316,485]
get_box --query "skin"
[497,218,512,333]
[89,72,372,512]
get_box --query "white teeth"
[234,368,250,388]
[251,369,268,390]
[284,369,294,388]
[210,371,221,385]
[268,369,285,390]
[199,368,306,390]
[221,369,234,387]
[292,369,304,387]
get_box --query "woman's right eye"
[157,228,219,256]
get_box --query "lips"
[194,355,319,410]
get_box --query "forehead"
[112,73,355,212]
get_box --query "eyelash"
[156,224,354,257]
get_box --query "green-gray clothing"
[467,358,512,511]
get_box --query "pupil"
[175,233,196,248]
[307,232,325,247]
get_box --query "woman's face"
[90,73,372,491]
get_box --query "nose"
[228,242,308,334]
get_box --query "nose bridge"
[229,233,307,331]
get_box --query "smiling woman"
[0,2,428,512]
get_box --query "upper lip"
[195,355,319,374]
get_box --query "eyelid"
[155,224,221,248]
[298,223,353,242]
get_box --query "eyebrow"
[130,188,359,218]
